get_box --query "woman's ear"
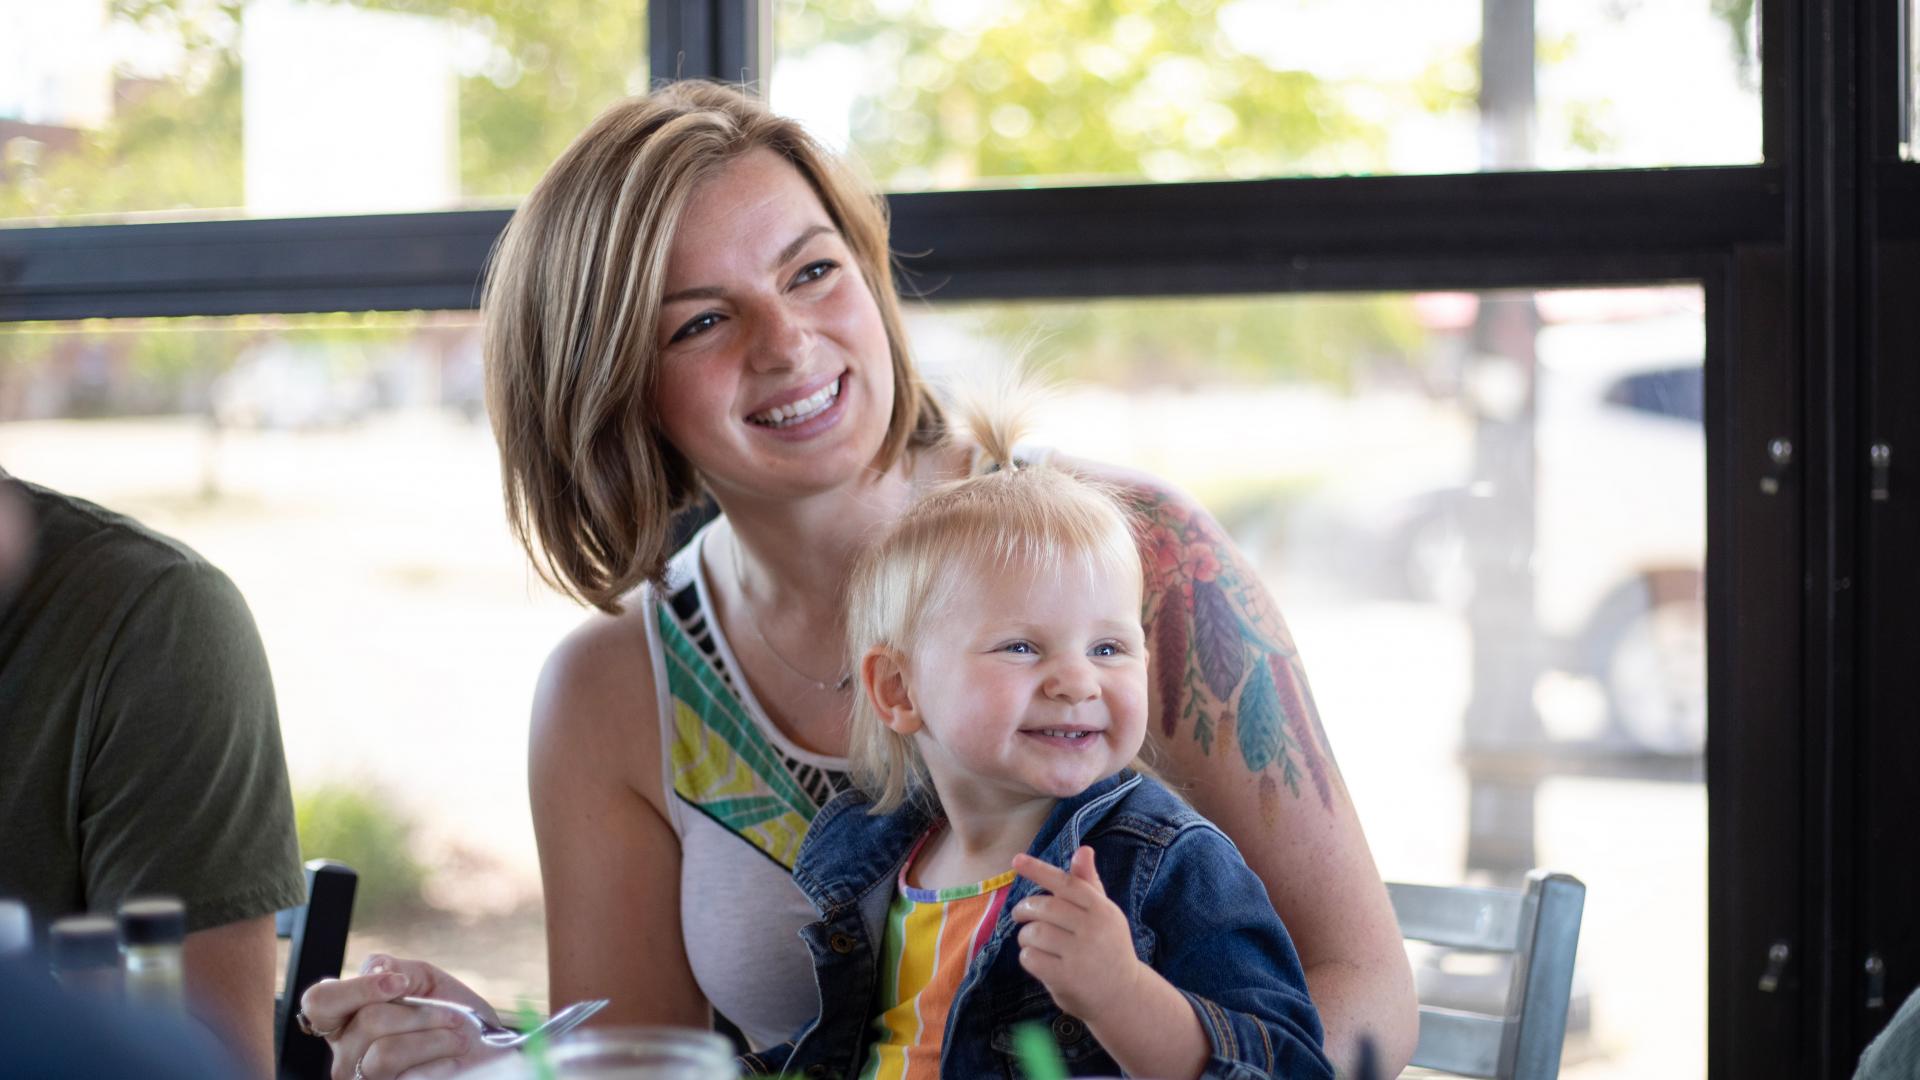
[861,646,922,734]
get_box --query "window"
[1907,0,1919,158]
[0,0,646,225]
[771,0,1760,190]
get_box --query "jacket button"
[828,932,857,954]
[1051,1014,1084,1042]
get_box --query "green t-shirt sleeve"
[78,560,306,933]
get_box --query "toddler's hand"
[1011,847,1143,1021]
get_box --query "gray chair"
[1387,870,1586,1080]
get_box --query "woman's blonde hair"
[484,81,945,613]
[844,390,1147,813]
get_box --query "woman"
[299,81,1416,1080]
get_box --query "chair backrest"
[274,859,357,1080]
[1388,869,1585,1080]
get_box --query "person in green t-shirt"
[0,474,305,1077]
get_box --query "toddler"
[743,401,1334,1080]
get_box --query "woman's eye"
[669,312,723,344]
[792,260,838,287]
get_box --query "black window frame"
[2,1,1912,1076]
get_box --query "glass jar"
[49,914,123,997]
[546,1028,737,1080]
[117,896,186,1010]
[0,899,29,960]
[462,1027,737,1080]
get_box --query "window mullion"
[649,0,770,90]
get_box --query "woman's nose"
[748,302,809,372]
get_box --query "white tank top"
[642,445,1056,1048]
[641,523,851,1051]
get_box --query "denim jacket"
[740,770,1334,1080]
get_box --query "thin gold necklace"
[728,532,853,693]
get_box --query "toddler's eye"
[1001,641,1036,655]
[1091,641,1122,657]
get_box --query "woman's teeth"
[749,378,840,427]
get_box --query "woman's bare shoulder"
[1050,450,1196,508]
[529,590,665,798]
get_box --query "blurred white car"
[1395,316,1706,755]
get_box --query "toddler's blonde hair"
[845,387,1147,813]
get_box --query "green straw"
[1011,1021,1069,1080]
[514,1000,556,1080]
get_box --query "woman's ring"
[294,1010,339,1039]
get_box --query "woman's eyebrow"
[660,225,837,305]
[770,224,835,271]
[661,284,725,304]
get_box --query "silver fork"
[400,996,610,1049]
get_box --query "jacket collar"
[792,770,1144,916]
[1024,768,1143,866]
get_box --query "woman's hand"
[298,954,507,1080]
[1011,848,1141,1020]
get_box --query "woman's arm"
[1062,454,1418,1076]
[298,612,707,1080]
[530,613,711,1029]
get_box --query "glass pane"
[772,0,1760,189]
[908,285,1708,1078]
[0,311,567,1008]
[0,1,646,226]
[1907,0,1919,160]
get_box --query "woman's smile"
[743,370,849,439]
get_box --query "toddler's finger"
[1070,846,1101,888]
[1018,946,1067,982]
[1013,854,1093,908]
[1014,895,1085,931]
[1011,895,1048,923]
[1018,920,1074,954]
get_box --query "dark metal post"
[650,0,771,90]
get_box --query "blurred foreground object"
[1854,982,1920,1080]
[0,956,240,1079]
[456,1026,738,1079]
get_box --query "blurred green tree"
[295,783,429,925]
[780,0,1442,382]
[782,0,1389,188]
[940,294,1425,393]
[0,0,643,219]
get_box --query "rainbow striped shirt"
[858,832,1015,1080]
